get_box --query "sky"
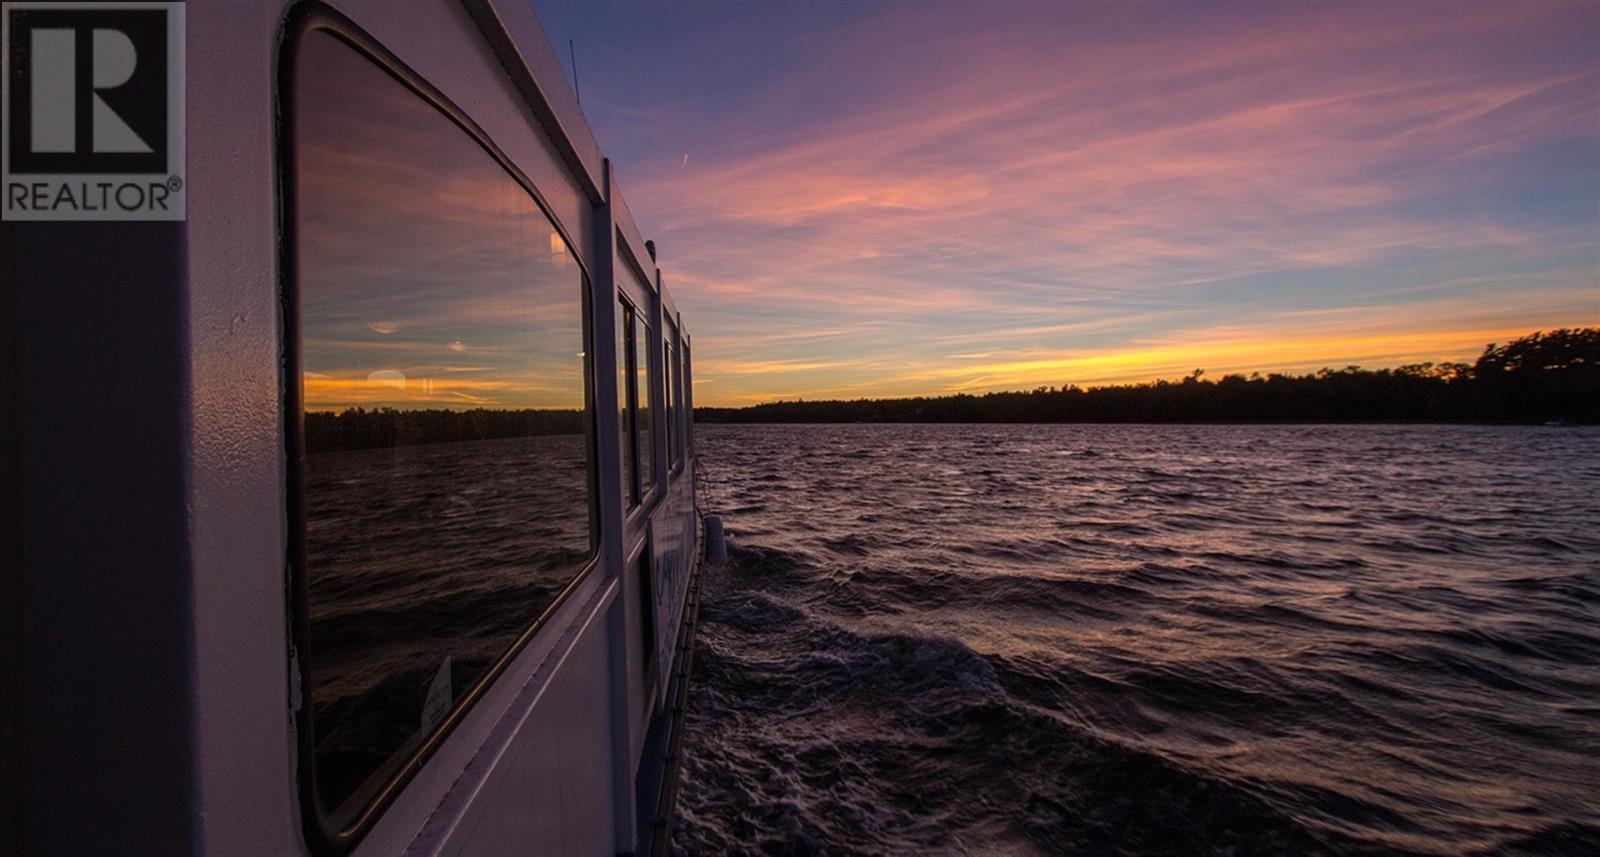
[297,31,586,412]
[534,0,1600,407]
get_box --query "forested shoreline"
[695,328,1600,425]
[300,330,1599,449]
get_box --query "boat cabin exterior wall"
[614,232,663,770]
[5,1,698,855]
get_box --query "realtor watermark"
[2,1,184,220]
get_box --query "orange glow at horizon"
[892,326,1576,390]
[302,374,585,411]
[690,318,1596,407]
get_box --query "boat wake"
[679,546,1374,856]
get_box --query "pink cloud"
[550,1,1599,406]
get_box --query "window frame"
[635,311,657,501]
[615,239,658,506]
[681,338,693,456]
[674,331,686,469]
[618,297,641,508]
[665,320,680,471]
[278,6,601,852]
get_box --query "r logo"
[6,6,167,173]
[2,2,184,219]
[33,25,155,155]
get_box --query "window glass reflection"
[618,299,638,506]
[637,315,654,492]
[665,322,679,468]
[293,31,592,821]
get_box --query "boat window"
[665,321,679,470]
[682,342,692,453]
[674,333,686,465]
[637,314,654,493]
[289,29,594,829]
[618,299,639,507]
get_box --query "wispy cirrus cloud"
[539,0,1599,405]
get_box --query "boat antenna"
[569,39,581,104]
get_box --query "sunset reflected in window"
[291,30,593,822]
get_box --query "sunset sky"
[297,32,588,412]
[535,0,1599,407]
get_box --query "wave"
[675,424,1600,856]
[677,546,1422,856]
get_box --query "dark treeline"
[305,407,583,453]
[696,328,1600,425]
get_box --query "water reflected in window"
[292,30,592,822]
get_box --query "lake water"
[304,434,591,813]
[674,424,1600,856]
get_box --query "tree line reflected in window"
[292,30,592,824]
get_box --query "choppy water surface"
[305,434,590,812]
[674,424,1600,856]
